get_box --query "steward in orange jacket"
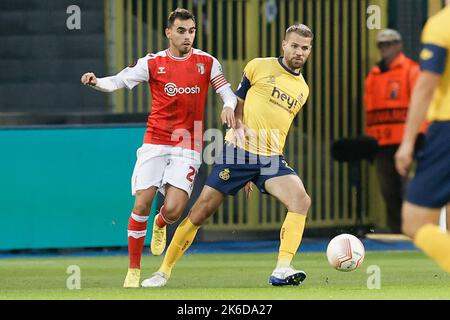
[365,53,424,145]
[364,29,426,233]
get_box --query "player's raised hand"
[221,106,236,128]
[395,142,414,177]
[81,72,97,86]
[244,181,254,199]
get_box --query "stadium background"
[0,0,446,251]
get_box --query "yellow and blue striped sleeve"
[420,19,449,75]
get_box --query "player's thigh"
[402,201,441,238]
[264,174,311,214]
[163,184,190,219]
[131,144,167,196]
[189,186,224,226]
[133,187,158,216]
[162,152,201,198]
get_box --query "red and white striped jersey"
[115,48,230,152]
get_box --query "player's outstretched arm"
[81,55,150,93]
[80,72,127,93]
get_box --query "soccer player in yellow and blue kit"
[395,1,450,273]
[141,24,314,287]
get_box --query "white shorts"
[131,144,201,197]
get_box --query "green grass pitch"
[0,251,449,300]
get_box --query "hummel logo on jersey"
[158,67,166,74]
[164,83,201,97]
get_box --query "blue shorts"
[205,143,297,196]
[406,121,450,208]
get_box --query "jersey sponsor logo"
[164,82,201,97]
[219,168,231,181]
[270,86,299,112]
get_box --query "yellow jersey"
[420,5,450,121]
[225,57,309,156]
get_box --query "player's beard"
[286,57,304,71]
[179,43,192,55]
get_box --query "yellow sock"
[414,224,450,273]
[158,217,200,278]
[276,212,307,268]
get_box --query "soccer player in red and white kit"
[81,8,237,288]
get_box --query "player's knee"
[163,201,185,222]
[287,192,311,214]
[132,202,151,216]
[299,193,312,214]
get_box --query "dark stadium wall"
[0,0,107,113]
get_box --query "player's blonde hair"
[285,24,314,40]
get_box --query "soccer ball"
[326,234,365,272]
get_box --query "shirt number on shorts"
[186,166,198,183]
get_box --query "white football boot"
[141,272,168,288]
[268,266,307,286]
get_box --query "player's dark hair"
[167,8,196,28]
[285,24,314,40]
